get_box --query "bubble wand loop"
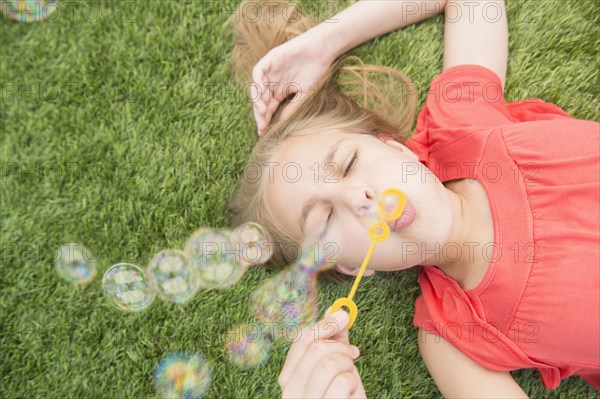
[328,188,406,330]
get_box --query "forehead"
[275,130,374,161]
[264,131,352,240]
[281,130,346,155]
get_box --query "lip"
[388,199,416,232]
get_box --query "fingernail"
[332,310,349,325]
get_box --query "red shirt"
[407,64,600,389]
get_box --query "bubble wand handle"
[347,240,377,301]
[328,188,406,330]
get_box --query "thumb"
[279,93,303,121]
[322,308,351,344]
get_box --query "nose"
[344,187,375,216]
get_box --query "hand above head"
[278,310,367,399]
[251,28,335,136]
[249,0,448,136]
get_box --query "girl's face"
[266,131,456,272]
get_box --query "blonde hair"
[227,1,418,281]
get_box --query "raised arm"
[251,0,447,135]
[443,0,508,89]
[312,0,448,60]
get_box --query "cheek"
[266,188,298,239]
[368,158,414,188]
[335,231,374,267]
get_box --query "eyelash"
[326,150,359,223]
[343,150,358,177]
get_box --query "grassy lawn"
[1,0,598,398]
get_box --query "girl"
[228,0,600,397]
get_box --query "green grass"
[1,0,598,398]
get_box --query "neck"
[427,180,476,283]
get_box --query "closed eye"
[325,150,359,226]
[344,150,358,177]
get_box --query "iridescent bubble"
[225,324,272,369]
[154,353,211,399]
[231,222,273,267]
[359,190,405,229]
[380,193,400,219]
[147,250,199,304]
[296,241,334,276]
[102,263,156,311]
[184,228,243,289]
[251,246,324,331]
[1,0,59,23]
[377,188,406,221]
[55,243,97,285]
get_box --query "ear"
[335,264,375,277]
[378,135,419,162]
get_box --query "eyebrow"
[299,139,345,234]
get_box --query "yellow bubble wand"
[328,188,406,330]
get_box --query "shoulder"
[412,64,511,148]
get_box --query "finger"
[253,102,266,136]
[318,365,360,398]
[281,345,355,398]
[286,354,355,398]
[259,73,277,115]
[323,372,359,399]
[251,94,266,135]
[323,307,351,345]
[280,80,309,118]
[253,91,266,114]
[270,83,300,123]
[256,85,279,133]
[251,58,271,92]
[251,60,271,132]
[263,71,299,128]
[348,366,367,398]
[279,95,302,122]
[278,310,350,387]
[263,96,282,128]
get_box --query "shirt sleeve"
[417,64,512,133]
[407,64,574,168]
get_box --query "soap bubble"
[154,353,211,399]
[102,263,156,311]
[1,0,59,23]
[225,324,272,369]
[378,188,405,221]
[356,189,406,242]
[184,228,243,289]
[295,241,333,277]
[250,243,329,332]
[359,189,406,228]
[231,222,273,267]
[251,265,320,331]
[147,250,199,304]
[55,243,97,285]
